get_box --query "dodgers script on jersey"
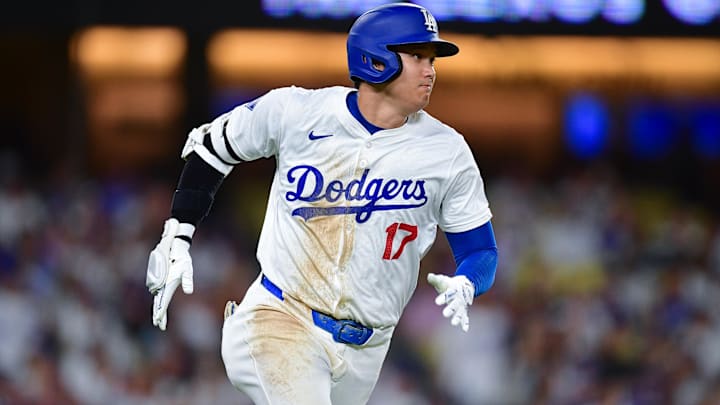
[183,86,492,328]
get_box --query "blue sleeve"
[445,221,498,296]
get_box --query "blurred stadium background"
[2,1,720,404]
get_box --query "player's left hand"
[427,273,474,332]
[146,218,195,331]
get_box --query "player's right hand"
[146,218,195,331]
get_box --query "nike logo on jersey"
[308,131,334,141]
[285,165,427,223]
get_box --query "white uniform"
[183,85,492,404]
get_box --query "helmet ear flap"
[361,55,380,71]
[348,46,401,84]
[356,52,403,85]
[365,56,385,73]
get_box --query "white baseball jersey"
[184,85,492,328]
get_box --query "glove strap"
[174,222,196,246]
[175,235,192,245]
[177,222,196,238]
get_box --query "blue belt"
[261,274,373,346]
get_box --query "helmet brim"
[388,40,459,57]
[434,40,460,57]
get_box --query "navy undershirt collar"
[346,91,384,135]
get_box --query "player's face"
[386,44,437,113]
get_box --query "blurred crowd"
[1,155,720,405]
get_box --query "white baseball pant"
[221,276,394,405]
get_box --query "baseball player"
[145,3,498,404]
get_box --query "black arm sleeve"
[170,152,225,225]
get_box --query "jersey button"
[359,159,367,168]
[365,142,372,148]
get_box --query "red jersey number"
[383,223,418,260]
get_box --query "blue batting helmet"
[347,3,459,84]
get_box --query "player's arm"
[145,152,226,331]
[446,220,498,296]
[146,90,284,330]
[171,152,225,225]
[427,221,498,332]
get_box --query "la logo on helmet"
[420,8,438,32]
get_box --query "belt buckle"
[334,320,367,345]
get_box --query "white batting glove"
[146,218,195,331]
[427,273,475,332]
